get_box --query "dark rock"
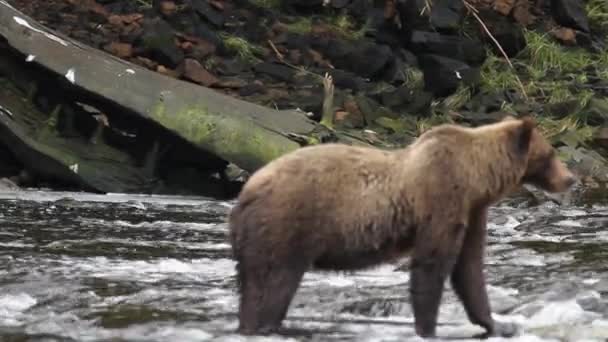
[138,17,184,68]
[159,1,177,17]
[405,89,433,116]
[551,0,590,33]
[253,62,296,82]
[409,31,486,66]
[371,20,403,47]
[374,85,433,116]
[327,69,368,91]
[283,0,324,12]
[168,10,222,47]
[380,57,408,85]
[284,33,312,50]
[190,0,225,27]
[478,9,527,58]
[457,110,511,127]
[396,0,432,32]
[345,0,376,21]
[355,95,400,126]
[239,82,267,96]
[293,89,324,114]
[429,0,465,32]
[331,0,351,9]
[398,48,419,66]
[319,39,394,79]
[417,54,480,97]
[215,59,250,76]
[379,85,413,109]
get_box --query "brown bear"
[228,115,575,338]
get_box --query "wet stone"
[320,40,394,79]
[479,9,527,58]
[417,54,480,97]
[409,31,487,66]
[138,17,184,68]
[191,0,225,27]
[253,62,296,82]
[429,0,465,32]
[551,0,590,33]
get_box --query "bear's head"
[511,116,576,193]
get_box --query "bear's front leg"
[410,221,466,338]
[450,207,495,336]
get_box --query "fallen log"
[0,0,369,195]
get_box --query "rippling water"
[1,190,608,341]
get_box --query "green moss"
[283,14,371,41]
[284,17,313,34]
[220,34,264,64]
[150,101,298,171]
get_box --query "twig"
[267,39,285,61]
[266,39,326,81]
[320,72,335,129]
[462,0,529,99]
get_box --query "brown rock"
[334,111,348,122]
[107,15,123,26]
[215,79,248,88]
[136,56,158,69]
[493,0,515,16]
[181,41,194,52]
[160,1,177,17]
[181,58,219,86]
[307,49,333,68]
[512,0,534,26]
[156,65,181,78]
[337,96,365,128]
[104,42,133,58]
[192,40,217,59]
[266,88,290,100]
[209,0,224,10]
[288,49,302,65]
[122,13,144,24]
[552,27,577,45]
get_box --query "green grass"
[220,34,264,63]
[283,14,372,41]
[587,0,608,32]
[479,29,607,110]
[250,0,282,9]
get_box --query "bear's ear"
[514,116,536,155]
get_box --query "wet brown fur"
[228,116,575,338]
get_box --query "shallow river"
[1,190,608,342]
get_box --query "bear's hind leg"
[237,256,307,336]
[410,220,467,338]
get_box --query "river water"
[1,190,608,342]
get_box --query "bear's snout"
[548,159,577,193]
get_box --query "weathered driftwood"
[0,0,324,177]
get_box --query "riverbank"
[2,0,608,204]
